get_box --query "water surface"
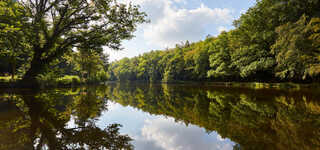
[1,83,320,150]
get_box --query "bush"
[56,75,81,86]
[36,74,81,87]
[0,76,12,83]
[36,72,58,87]
[0,76,20,83]
[97,71,109,82]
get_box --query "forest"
[1,0,320,88]
[108,0,320,83]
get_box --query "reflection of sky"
[95,101,235,150]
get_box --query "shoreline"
[1,80,319,90]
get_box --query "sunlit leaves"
[272,15,320,80]
[207,32,236,79]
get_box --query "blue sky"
[106,0,256,62]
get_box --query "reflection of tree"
[0,88,133,150]
[106,83,320,150]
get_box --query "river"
[1,83,319,150]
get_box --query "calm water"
[1,83,320,150]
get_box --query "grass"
[36,75,82,88]
[0,75,82,88]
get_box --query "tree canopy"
[108,0,320,83]
[0,0,147,87]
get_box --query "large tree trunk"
[18,58,47,88]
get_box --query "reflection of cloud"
[134,117,234,150]
[107,101,120,111]
[217,134,227,142]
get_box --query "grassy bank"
[0,75,107,88]
[1,76,319,90]
[110,80,320,90]
[203,82,320,90]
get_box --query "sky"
[105,0,256,62]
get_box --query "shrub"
[56,75,81,86]
[0,76,20,83]
[0,76,12,83]
[97,71,109,82]
[36,72,58,87]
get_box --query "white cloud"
[140,1,233,47]
[122,0,233,48]
[105,0,240,61]
[134,117,235,150]
[173,0,186,3]
[217,26,228,33]
[240,9,247,15]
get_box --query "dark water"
[1,83,320,150]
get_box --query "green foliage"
[36,72,59,87]
[272,15,320,80]
[0,0,147,87]
[17,48,110,87]
[56,75,81,86]
[36,74,81,87]
[207,32,236,79]
[108,0,320,82]
[0,76,19,82]
[1,0,320,84]
[73,49,108,82]
[109,41,211,82]
[0,0,31,79]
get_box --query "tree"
[0,0,30,80]
[271,15,320,80]
[112,58,136,81]
[5,0,147,87]
[231,0,320,80]
[207,32,235,80]
[193,40,210,80]
[106,0,320,83]
[230,0,277,79]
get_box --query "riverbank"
[0,75,104,89]
[1,75,320,90]
[106,80,320,90]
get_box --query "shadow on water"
[0,87,133,150]
[1,83,320,150]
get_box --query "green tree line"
[109,0,320,83]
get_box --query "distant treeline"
[108,0,320,83]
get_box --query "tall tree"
[0,0,30,80]
[7,0,146,87]
[207,32,236,80]
[271,15,320,80]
